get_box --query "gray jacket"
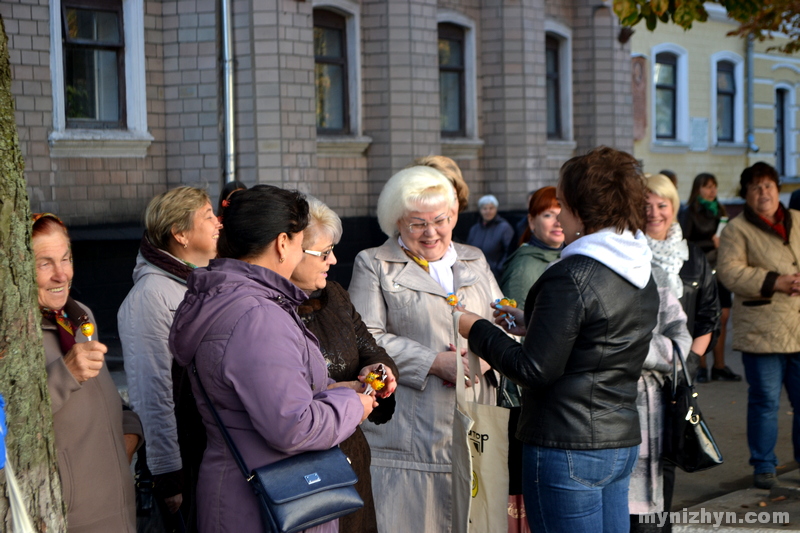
[118,251,188,475]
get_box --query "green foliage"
[613,0,800,54]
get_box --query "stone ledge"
[48,129,154,158]
[316,135,372,158]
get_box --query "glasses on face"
[406,216,451,235]
[303,246,335,260]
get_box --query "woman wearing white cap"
[466,194,515,279]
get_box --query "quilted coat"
[717,206,800,353]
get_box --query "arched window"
[716,61,735,142]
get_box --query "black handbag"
[191,361,363,533]
[662,343,724,472]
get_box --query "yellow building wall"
[631,19,800,202]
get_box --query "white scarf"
[397,237,458,294]
[645,223,689,299]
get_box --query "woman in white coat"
[349,166,504,533]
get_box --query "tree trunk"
[0,14,68,532]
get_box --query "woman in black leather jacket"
[458,147,659,533]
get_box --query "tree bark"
[0,14,68,531]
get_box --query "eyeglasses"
[303,246,335,260]
[406,216,451,235]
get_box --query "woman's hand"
[491,303,527,336]
[429,345,486,387]
[164,494,183,514]
[327,381,368,393]
[123,433,139,464]
[775,273,800,296]
[712,235,720,249]
[358,364,397,397]
[358,394,378,423]
[64,340,107,383]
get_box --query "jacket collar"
[373,237,482,297]
[743,203,792,243]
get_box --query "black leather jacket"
[679,243,720,349]
[469,255,658,449]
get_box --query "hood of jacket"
[169,258,308,367]
[131,250,188,286]
[560,228,652,289]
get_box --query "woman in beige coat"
[349,166,504,533]
[33,213,142,532]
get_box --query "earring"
[183,242,188,248]
[279,257,285,263]
[575,232,581,236]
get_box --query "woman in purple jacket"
[169,185,376,533]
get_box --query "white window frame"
[775,83,797,178]
[710,51,745,146]
[651,43,689,149]
[437,10,483,159]
[49,0,152,158]
[313,0,372,157]
[545,20,574,150]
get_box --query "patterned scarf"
[139,232,195,282]
[646,223,689,299]
[40,299,88,354]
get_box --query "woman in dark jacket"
[680,172,740,382]
[457,147,659,532]
[169,186,377,533]
[290,196,398,533]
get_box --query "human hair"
[520,186,559,245]
[145,187,211,251]
[376,166,457,237]
[688,173,727,216]
[659,169,677,187]
[478,195,499,209]
[218,179,247,218]
[739,162,780,199]
[217,184,309,260]
[414,155,469,213]
[303,195,343,248]
[645,174,681,223]
[32,213,69,240]
[558,146,647,234]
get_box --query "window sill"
[650,141,690,154]
[546,139,577,159]
[441,137,484,160]
[316,135,372,158]
[710,143,748,156]
[48,129,154,158]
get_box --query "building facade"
[4,0,635,228]
[630,5,800,201]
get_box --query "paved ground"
[670,326,799,530]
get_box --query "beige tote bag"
[452,312,510,533]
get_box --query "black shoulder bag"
[662,342,724,472]
[191,361,363,533]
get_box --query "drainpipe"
[746,34,760,153]
[221,0,236,183]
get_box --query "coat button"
[692,282,698,287]
[393,283,400,288]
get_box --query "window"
[546,36,561,139]
[62,0,125,129]
[654,53,677,140]
[776,88,789,176]
[439,23,465,137]
[716,61,735,142]
[49,0,151,157]
[314,9,349,134]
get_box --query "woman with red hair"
[499,186,564,309]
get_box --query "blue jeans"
[741,352,800,474]
[522,444,639,533]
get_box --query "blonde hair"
[303,195,343,247]
[413,155,469,213]
[645,173,681,223]
[145,186,211,250]
[377,166,456,237]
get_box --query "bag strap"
[191,360,253,481]
[670,340,693,395]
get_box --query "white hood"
[559,228,653,289]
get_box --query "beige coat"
[717,208,800,353]
[349,239,504,533]
[43,301,142,533]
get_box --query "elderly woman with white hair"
[349,166,504,533]
[467,194,515,279]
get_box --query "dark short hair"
[559,146,647,234]
[218,179,247,217]
[739,162,779,199]
[217,185,309,260]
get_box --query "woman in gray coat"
[349,166,504,533]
